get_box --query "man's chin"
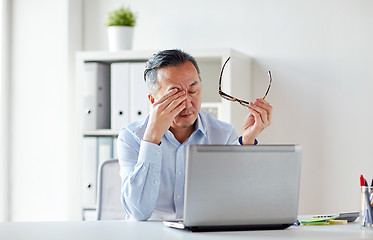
[173,116,197,129]
[175,122,194,129]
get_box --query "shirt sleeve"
[238,136,258,145]
[225,124,240,145]
[117,128,162,221]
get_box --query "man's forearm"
[119,140,163,220]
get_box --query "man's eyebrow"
[190,81,199,87]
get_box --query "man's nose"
[185,94,192,108]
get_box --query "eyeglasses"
[218,57,272,107]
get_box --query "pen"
[371,179,373,207]
[361,175,366,187]
[362,209,369,227]
[361,175,373,225]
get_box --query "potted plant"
[106,6,137,51]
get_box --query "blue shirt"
[117,111,242,221]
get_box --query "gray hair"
[144,49,201,96]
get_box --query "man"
[117,49,272,221]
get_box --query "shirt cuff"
[238,136,258,145]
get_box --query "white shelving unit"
[75,49,251,219]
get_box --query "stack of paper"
[300,217,348,225]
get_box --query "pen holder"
[360,186,373,229]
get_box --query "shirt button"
[176,194,181,199]
[155,151,160,156]
[154,180,158,184]
[178,171,183,175]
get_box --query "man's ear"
[148,94,155,104]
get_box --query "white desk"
[1,220,373,240]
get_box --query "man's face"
[155,61,202,130]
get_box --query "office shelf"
[83,130,119,138]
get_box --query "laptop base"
[187,224,292,232]
[163,222,293,232]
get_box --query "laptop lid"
[183,144,302,231]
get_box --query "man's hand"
[143,89,186,145]
[242,99,272,145]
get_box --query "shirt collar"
[195,112,207,137]
[163,112,207,142]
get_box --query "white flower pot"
[107,26,134,51]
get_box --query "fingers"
[170,99,186,117]
[248,99,272,129]
[154,89,187,112]
[164,92,186,112]
[247,106,265,127]
[248,99,272,127]
[154,88,179,104]
[249,107,267,126]
[144,89,187,144]
[254,99,272,114]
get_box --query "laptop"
[164,144,302,232]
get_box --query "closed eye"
[189,91,197,94]
[169,87,181,91]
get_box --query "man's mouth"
[180,113,191,118]
[179,111,193,118]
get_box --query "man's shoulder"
[118,117,148,139]
[199,110,234,131]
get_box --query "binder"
[112,137,118,159]
[82,137,114,209]
[82,137,98,208]
[97,137,113,166]
[83,62,110,130]
[130,62,150,122]
[111,63,130,131]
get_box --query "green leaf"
[106,6,136,27]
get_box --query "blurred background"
[1,0,372,221]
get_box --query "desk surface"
[1,220,373,240]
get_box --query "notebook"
[163,144,302,232]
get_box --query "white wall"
[0,0,10,222]
[83,0,373,214]
[9,0,75,221]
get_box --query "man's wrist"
[143,129,162,145]
[143,137,161,145]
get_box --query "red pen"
[361,175,367,187]
[361,174,373,224]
